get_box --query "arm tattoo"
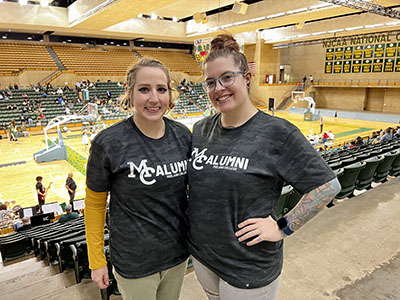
[285,178,341,232]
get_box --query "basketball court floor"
[0,110,397,211]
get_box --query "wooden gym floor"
[0,111,397,211]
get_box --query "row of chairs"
[276,139,400,217]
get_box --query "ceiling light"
[364,23,384,28]
[328,28,344,33]
[297,33,311,38]
[151,13,157,20]
[286,8,308,14]
[137,13,143,18]
[67,39,71,42]
[345,26,363,31]
[19,0,28,5]
[27,36,32,40]
[386,21,400,26]
[110,41,114,44]
[309,3,333,10]
[40,0,49,7]
[234,20,248,25]
[123,42,127,45]
[117,44,120,46]
[249,16,266,22]
[267,12,285,19]
[172,16,178,22]
[312,31,327,36]
[2,36,7,39]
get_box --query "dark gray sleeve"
[276,128,336,194]
[86,141,112,192]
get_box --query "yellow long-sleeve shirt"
[84,186,108,270]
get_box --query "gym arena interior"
[1,0,400,299]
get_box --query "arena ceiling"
[1,0,400,46]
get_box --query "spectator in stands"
[58,205,79,223]
[349,140,357,148]
[22,92,28,98]
[17,217,31,232]
[380,128,393,143]
[328,130,335,141]
[63,82,71,92]
[355,136,364,146]
[7,104,12,110]
[46,83,52,92]
[322,131,329,143]
[8,84,13,90]
[395,127,400,138]
[105,90,112,100]
[13,83,19,90]
[187,34,340,300]
[20,121,29,137]
[56,87,63,95]
[0,203,10,223]
[85,58,190,299]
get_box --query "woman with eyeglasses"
[187,34,341,300]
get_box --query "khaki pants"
[113,259,188,300]
[192,257,280,300]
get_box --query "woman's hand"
[235,216,284,246]
[91,266,109,289]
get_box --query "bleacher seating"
[0,43,57,76]
[136,49,201,76]
[52,46,139,75]
[276,137,400,211]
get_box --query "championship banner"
[343,60,351,73]
[333,61,342,73]
[362,59,372,73]
[384,58,394,72]
[374,44,385,58]
[372,59,383,72]
[334,47,343,60]
[352,60,361,73]
[325,61,333,73]
[386,43,397,57]
[326,48,334,60]
[344,47,353,60]
[364,45,374,59]
[395,58,400,72]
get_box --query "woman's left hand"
[235,216,284,246]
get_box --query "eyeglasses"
[202,71,245,92]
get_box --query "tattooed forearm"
[285,178,341,232]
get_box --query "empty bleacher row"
[276,138,400,217]
[0,42,201,76]
[0,43,58,76]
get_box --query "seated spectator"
[13,83,19,90]
[58,205,79,223]
[20,121,29,137]
[41,92,48,98]
[17,217,31,232]
[355,136,364,146]
[56,87,63,95]
[322,131,329,143]
[328,131,335,141]
[22,93,28,99]
[0,203,10,223]
[349,141,357,148]
[380,128,393,143]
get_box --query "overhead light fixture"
[137,13,143,18]
[2,35,7,39]
[328,28,344,33]
[312,31,327,36]
[40,0,49,7]
[320,0,400,20]
[365,23,384,28]
[172,16,178,22]
[345,26,363,31]
[27,36,32,40]
[19,0,28,5]
[151,13,157,20]
[297,33,311,38]
[286,7,308,14]
[267,12,285,19]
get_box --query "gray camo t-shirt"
[87,116,191,278]
[187,110,335,288]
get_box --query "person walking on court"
[85,58,191,300]
[36,176,51,213]
[187,34,341,300]
[65,172,77,204]
[320,116,324,133]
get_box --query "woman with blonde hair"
[85,58,191,300]
[187,35,340,300]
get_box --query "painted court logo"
[191,148,249,171]
[127,159,187,185]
